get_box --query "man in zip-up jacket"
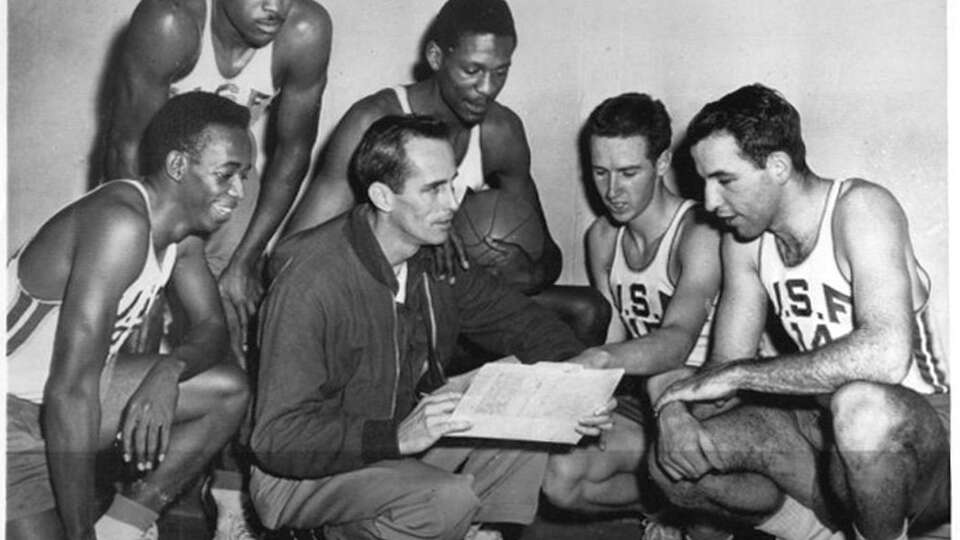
[249,115,612,539]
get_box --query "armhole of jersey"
[830,179,852,282]
[392,86,412,114]
[665,201,696,287]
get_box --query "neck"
[367,210,419,268]
[626,181,681,243]
[140,175,193,249]
[770,173,831,264]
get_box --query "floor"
[156,483,646,540]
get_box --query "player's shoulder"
[126,0,203,58]
[676,202,721,242]
[835,177,902,212]
[340,88,404,127]
[587,215,619,242]
[68,183,153,257]
[481,101,525,138]
[277,0,332,51]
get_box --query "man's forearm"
[229,149,311,267]
[44,394,100,540]
[731,332,908,395]
[172,320,230,378]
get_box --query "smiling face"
[430,33,515,126]
[386,137,460,247]
[692,132,780,240]
[591,135,668,224]
[181,124,253,234]
[219,0,291,47]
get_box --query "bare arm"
[43,206,150,540]
[283,95,390,236]
[585,217,626,343]
[483,109,562,292]
[105,0,199,179]
[168,235,231,378]
[725,183,915,393]
[596,215,721,375]
[217,4,331,352]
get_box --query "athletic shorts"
[6,394,56,522]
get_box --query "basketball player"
[653,84,949,540]
[250,115,614,539]
[541,94,722,526]
[107,0,332,359]
[6,93,251,540]
[283,0,611,346]
[106,1,331,534]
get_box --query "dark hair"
[140,92,251,174]
[584,93,672,161]
[429,0,517,50]
[350,115,451,195]
[686,83,809,174]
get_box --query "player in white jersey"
[107,0,332,361]
[106,2,331,535]
[6,93,251,540]
[654,84,949,540]
[541,94,723,526]
[284,0,612,347]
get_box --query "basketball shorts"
[6,393,56,522]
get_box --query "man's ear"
[425,40,444,72]
[165,151,188,182]
[655,149,673,177]
[368,182,395,212]
[764,151,792,183]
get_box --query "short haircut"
[686,83,809,174]
[350,115,451,195]
[429,0,517,50]
[140,91,251,175]
[584,93,672,161]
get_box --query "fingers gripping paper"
[447,360,624,444]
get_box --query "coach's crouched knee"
[412,474,480,540]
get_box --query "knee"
[203,364,251,418]
[831,382,906,452]
[421,475,479,540]
[541,454,586,510]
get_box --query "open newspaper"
[446,358,624,444]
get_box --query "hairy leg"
[542,413,647,513]
[829,382,950,539]
[531,285,612,347]
[97,355,250,511]
[652,403,830,527]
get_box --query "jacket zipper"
[389,299,400,418]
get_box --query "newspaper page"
[446,359,624,444]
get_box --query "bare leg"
[829,382,949,540]
[651,403,830,527]
[97,355,250,511]
[542,413,648,513]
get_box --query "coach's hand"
[218,258,264,366]
[575,397,617,437]
[432,229,469,283]
[656,401,716,480]
[397,392,472,455]
[120,358,182,473]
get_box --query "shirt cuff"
[361,419,401,463]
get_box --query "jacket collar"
[345,204,432,294]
